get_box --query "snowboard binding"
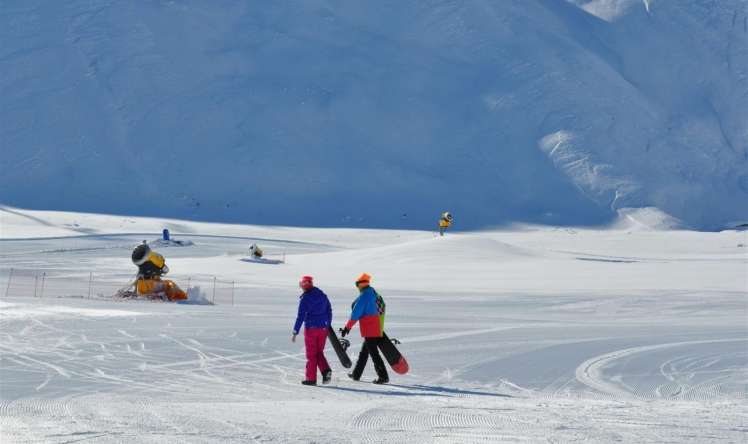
[339,338,351,351]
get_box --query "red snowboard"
[378,333,409,374]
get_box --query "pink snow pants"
[304,327,330,381]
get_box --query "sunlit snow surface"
[0,208,746,443]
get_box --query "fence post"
[4,268,13,298]
[34,274,39,298]
[231,281,235,306]
[40,272,46,298]
[88,272,93,299]
[212,276,216,303]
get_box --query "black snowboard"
[327,326,352,368]
[378,333,409,374]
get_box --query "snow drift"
[1,0,746,229]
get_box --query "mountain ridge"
[1,0,746,229]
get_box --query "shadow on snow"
[390,384,514,398]
[322,383,512,398]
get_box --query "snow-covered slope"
[1,1,746,229]
[1,209,746,442]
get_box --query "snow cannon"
[249,243,263,258]
[438,211,453,236]
[130,242,186,301]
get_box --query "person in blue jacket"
[340,273,389,384]
[292,275,333,385]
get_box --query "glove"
[340,327,350,337]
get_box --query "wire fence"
[1,268,241,305]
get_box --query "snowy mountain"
[1,0,746,229]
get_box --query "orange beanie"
[356,273,371,284]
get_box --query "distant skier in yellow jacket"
[438,212,453,236]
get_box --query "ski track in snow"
[575,339,747,401]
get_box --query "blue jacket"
[293,287,332,334]
[345,286,384,337]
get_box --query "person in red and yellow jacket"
[340,273,388,384]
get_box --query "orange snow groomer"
[131,242,187,301]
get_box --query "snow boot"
[372,376,389,385]
[322,369,332,384]
[347,373,359,381]
[301,380,317,386]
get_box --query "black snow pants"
[351,337,389,380]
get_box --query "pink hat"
[299,275,313,290]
